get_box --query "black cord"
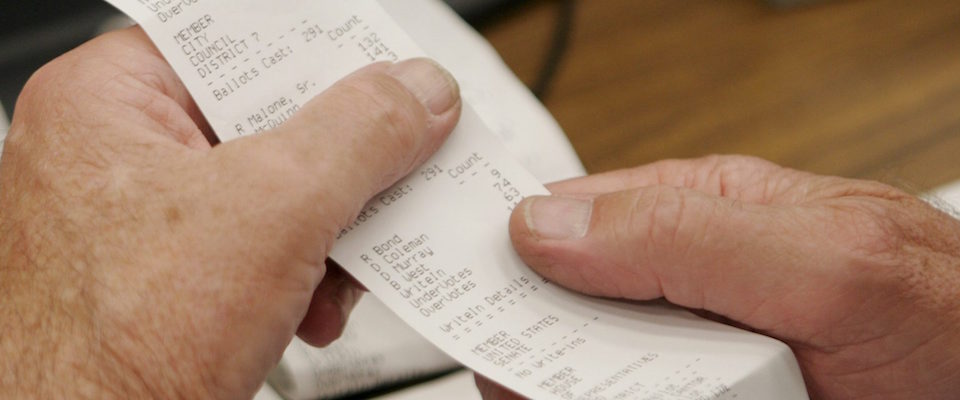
[532,0,576,100]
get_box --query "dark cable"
[532,0,576,100]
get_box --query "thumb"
[205,58,461,268]
[509,186,817,325]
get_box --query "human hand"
[478,155,960,399]
[0,27,461,399]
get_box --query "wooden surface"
[480,0,960,193]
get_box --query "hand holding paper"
[479,155,960,399]
[0,28,459,398]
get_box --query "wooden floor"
[480,0,960,193]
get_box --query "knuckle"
[14,56,104,148]
[706,155,812,204]
[15,64,68,130]
[18,29,142,117]
[313,74,428,182]
[627,186,689,252]
[340,75,425,152]
[19,62,62,105]
[2,122,28,153]
[620,186,712,306]
[838,200,909,266]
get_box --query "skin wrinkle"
[57,35,206,149]
[759,168,785,203]
[705,155,729,198]
[102,75,202,147]
[514,229,565,289]
[573,210,623,297]
[649,188,695,304]
[417,99,461,171]
[831,203,907,263]
[672,190,712,309]
[752,163,803,204]
[654,160,668,190]
[612,205,656,299]
[621,187,677,300]
[340,76,426,183]
[635,195,664,300]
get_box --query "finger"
[509,185,828,327]
[474,374,527,400]
[547,155,806,204]
[297,261,364,347]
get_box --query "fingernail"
[524,196,593,240]
[388,59,460,116]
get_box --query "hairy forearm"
[0,263,151,400]
[2,302,96,398]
